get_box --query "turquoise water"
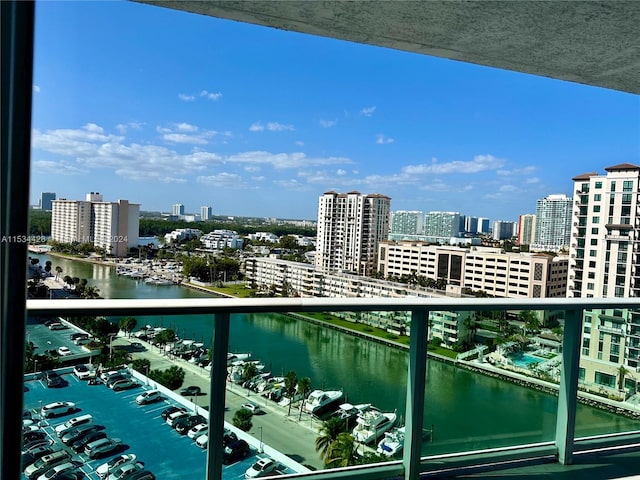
[511,352,544,368]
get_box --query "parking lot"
[26,316,94,363]
[23,372,292,479]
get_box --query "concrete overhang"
[135,1,640,94]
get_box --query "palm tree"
[326,432,355,467]
[297,377,311,420]
[284,370,298,415]
[618,365,630,391]
[315,417,346,464]
[81,285,100,299]
[55,266,62,281]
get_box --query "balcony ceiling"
[136,0,639,94]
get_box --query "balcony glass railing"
[22,297,640,480]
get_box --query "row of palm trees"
[315,416,387,467]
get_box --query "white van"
[54,414,92,437]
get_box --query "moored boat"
[376,425,405,456]
[304,389,344,415]
[352,407,397,444]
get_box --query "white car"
[135,390,162,405]
[36,461,76,480]
[57,346,72,356]
[73,364,93,380]
[96,454,137,478]
[40,401,76,418]
[110,378,138,391]
[241,402,261,414]
[195,434,208,449]
[245,458,278,478]
[187,423,208,439]
[107,462,143,480]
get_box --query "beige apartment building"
[51,192,140,257]
[569,164,640,394]
[377,242,569,298]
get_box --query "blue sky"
[30,1,640,222]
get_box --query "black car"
[179,386,201,396]
[70,430,107,452]
[22,438,50,453]
[21,446,54,470]
[161,406,187,421]
[222,440,250,465]
[174,415,206,435]
[44,370,63,388]
[222,430,238,447]
[61,424,100,445]
[22,430,47,444]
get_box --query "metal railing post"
[206,312,230,480]
[403,308,429,480]
[555,308,582,464]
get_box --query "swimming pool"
[510,352,543,368]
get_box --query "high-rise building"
[569,163,640,386]
[315,191,391,276]
[424,211,461,237]
[478,217,491,234]
[464,216,479,234]
[38,192,56,211]
[201,206,212,221]
[533,194,572,250]
[518,214,537,245]
[390,210,424,236]
[172,203,185,216]
[492,220,517,240]
[51,192,139,257]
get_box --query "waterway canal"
[33,253,640,455]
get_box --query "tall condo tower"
[533,194,573,250]
[569,163,640,389]
[315,191,391,276]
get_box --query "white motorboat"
[227,352,251,365]
[376,426,405,456]
[304,389,344,415]
[330,402,372,422]
[227,360,265,383]
[145,276,173,285]
[352,408,397,444]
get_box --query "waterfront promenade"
[113,334,353,470]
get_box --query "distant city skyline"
[29,2,639,222]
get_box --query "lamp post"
[259,426,263,453]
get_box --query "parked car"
[40,402,76,419]
[24,450,71,479]
[125,470,155,480]
[35,461,76,480]
[129,342,145,351]
[179,386,201,396]
[160,406,186,421]
[96,454,137,478]
[74,337,91,346]
[61,424,100,445]
[54,472,85,480]
[70,430,107,452]
[44,371,63,388]
[72,365,93,380]
[241,403,261,414]
[166,410,189,427]
[85,438,122,459]
[105,374,130,388]
[48,323,67,331]
[223,440,251,465]
[136,390,162,405]
[22,439,51,453]
[187,423,208,440]
[54,414,92,437]
[23,430,47,444]
[57,346,72,356]
[195,434,209,449]
[69,332,88,341]
[174,415,206,434]
[244,458,278,478]
[106,462,143,480]
[21,446,54,470]
[110,378,138,391]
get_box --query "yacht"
[227,352,251,365]
[330,403,371,424]
[227,360,265,383]
[303,389,344,415]
[352,407,397,444]
[376,425,405,456]
[145,276,173,285]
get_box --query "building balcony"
[15,296,640,480]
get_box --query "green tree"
[131,358,151,375]
[315,417,346,464]
[154,329,176,349]
[55,266,62,281]
[119,317,138,337]
[519,310,540,334]
[618,365,631,391]
[242,362,258,384]
[284,370,298,415]
[326,432,355,467]
[297,377,311,420]
[148,365,185,390]
[232,408,253,431]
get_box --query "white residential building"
[247,232,280,243]
[533,193,573,250]
[518,214,537,246]
[492,220,517,240]
[390,210,424,237]
[315,191,391,276]
[172,203,185,216]
[164,228,202,243]
[201,206,212,221]
[201,230,243,250]
[424,211,461,238]
[51,192,139,257]
[569,163,640,391]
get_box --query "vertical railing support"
[555,308,582,465]
[206,312,230,480]
[403,308,429,480]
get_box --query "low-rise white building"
[201,230,243,250]
[164,228,202,243]
[247,232,280,243]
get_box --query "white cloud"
[33,85,41,93]
[360,106,376,117]
[320,119,338,128]
[226,151,351,169]
[376,134,394,144]
[402,154,505,175]
[32,160,85,175]
[250,122,294,132]
[178,93,196,101]
[200,90,222,101]
[244,166,261,173]
[249,123,264,132]
[273,179,310,191]
[156,123,228,145]
[497,166,537,176]
[115,122,144,134]
[197,173,247,188]
[336,169,347,176]
[176,122,198,132]
[162,133,209,145]
[295,141,305,147]
[526,177,541,184]
[499,185,518,192]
